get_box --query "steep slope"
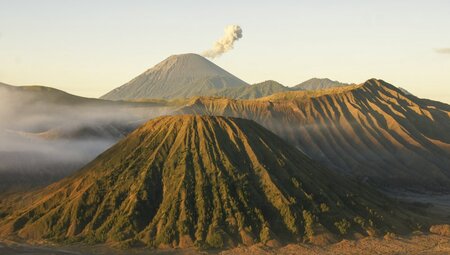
[101,53,249,100]
[294,78,350,91]
[178,79,450,190]
[214,80,291,99]
[0,115,416,248]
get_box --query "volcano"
[179,79,450,190]
[0,115,415,248]
[101,53,248,100]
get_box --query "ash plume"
[203,25,243,58]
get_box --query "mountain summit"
[213,80,291,99]
[179,79,450,190]
[0,115,414,248]
[294,78,350,90]
[101,53,248,100]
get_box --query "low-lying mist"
[0,85,175,191]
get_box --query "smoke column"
[203,25,243,58]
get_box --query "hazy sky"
[1,0,449,102]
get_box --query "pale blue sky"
[1,0,449,102]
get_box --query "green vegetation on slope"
[0,115,419,248]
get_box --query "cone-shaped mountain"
[101,53,248,100]
[0,115,416,248]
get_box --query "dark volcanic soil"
[1,234,450,255]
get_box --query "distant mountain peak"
[212,80,290,99]
[308,77,334,82]
[101,53,248,100]
[254,80,284,86]
[294,78,351,91]
[171,52,200,57]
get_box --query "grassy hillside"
[0,116,418,248]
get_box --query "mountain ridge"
[178,79,450,190]
[0,115,417,248]
[213,80,291,99]
[294,78,351,91]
